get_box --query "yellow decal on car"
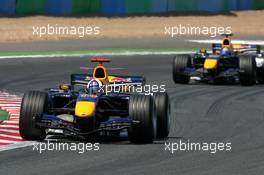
[75,101,96,118]
[204,59,218,70]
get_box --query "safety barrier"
[72,0,100,15]
[45,0,72,16]
[16,0,46,15]
[126,0,151,14]
[199,0,226,12]
[151,0,167,13]
[101,0,126,16]
[253,0,264,10]
[224,0,238,11]
[0,0,16,15]
[0,0,263,16]
[237,0,252,10]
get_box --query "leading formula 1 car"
[19,58,170,144]
[173,34,264,85]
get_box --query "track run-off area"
[0,92,22,146]
[0,55,264,175]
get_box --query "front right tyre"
[19,91,47,140]
[256,68,264,84]
[153,92,170,139]
[128,95,156,144]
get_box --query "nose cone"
[75,101,96,118]
[204,59,218,70]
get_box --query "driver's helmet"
[220,47,231,56]
[200,48,207,54]
[199,48,207,57]
[87,79,103,94]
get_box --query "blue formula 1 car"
[173,34,264,85]
[19,58,170,144]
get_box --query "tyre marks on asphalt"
[169,85,228,138]
[205,88,246,117]
[205,87,264,117]
[169,86,208,137]
[168,85,264,142]
[234,87,264,101]
[0,92,23,146]
[190,86,264,142]
[172,86,225,109]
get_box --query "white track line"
[0,104,21,107]
[10,116,19,118]
[0,140,21,144]
[0,129,19,133]
[0,134,22,140]
[9,117,19,119]
[10,114,19,116]
[0,51,194,60]
[0,125,19,129]
[0,98,21,101]
[0,95,20,97]
[0,141,37,152]
[1,106,20,109]
[2,121,19,124]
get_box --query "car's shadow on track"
[41,135,184,145]
[189,80,239,86]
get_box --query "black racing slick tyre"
[128,95,156,144]
[19,91,47,140]
[153,92,170,139]
[239,55,256,86]
[173,54,191,84]
[256,68,264,84]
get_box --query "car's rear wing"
[71,74,146,87]
[212,43,261,54]
[187,39,263,54]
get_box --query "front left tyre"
[19,91,47,140]
[172,54,192,84]
[239,55,256,86]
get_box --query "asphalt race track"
[1,55,264,175]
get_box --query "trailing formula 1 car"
[19,58,170,144]
[172,34,264,85]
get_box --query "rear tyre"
[172,55,191,84]
[19,91,47,140]
[153,92,170,139]
[128,95,156,144]
[239,55,256,86]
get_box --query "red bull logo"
[110,77,131,83]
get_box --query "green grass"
[0,48,207,57]
[0,110,9,122]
